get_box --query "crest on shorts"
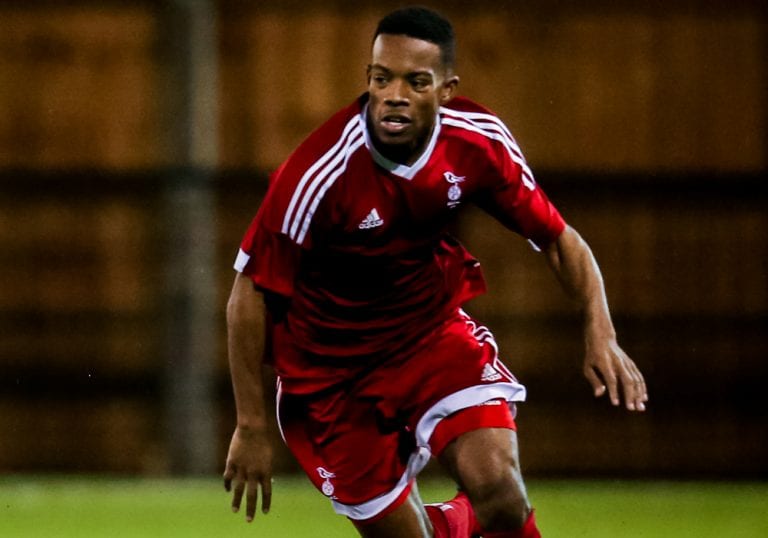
[316,467,336,497]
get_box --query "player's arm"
[223,272,272,521]
[544,225,648,412]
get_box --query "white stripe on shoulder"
[440,107,536,190]
[281,115,363,243]
[295,133,365,244]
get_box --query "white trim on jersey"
[281,115,366,245]
[440,107,537,191]
[296,135,366,245]
[233,248,250,273]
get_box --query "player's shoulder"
[290,95,366,164]
[441,95,498,116]
[269,95,367,189]
[440,96,511,135]
[439,96,518,154]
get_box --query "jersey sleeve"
[235,216,300,298]
[233,168,304,298]
[476,133,566,250]
[233,98,365,295]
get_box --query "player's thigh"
[352,488,433,538]
[438,427,529,507]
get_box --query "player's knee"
[444,428,531,531]
[470,474,531,531]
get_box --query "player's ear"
[366,64,372,84]
[440,74,460,104]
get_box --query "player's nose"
[384,78,409,106]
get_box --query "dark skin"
[224,33,648,537]
[366,34,459,165]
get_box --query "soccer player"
[223,6,648,538]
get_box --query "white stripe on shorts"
[331,382,527,521]
[414,382,527,451]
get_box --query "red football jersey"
[235,94,565,393]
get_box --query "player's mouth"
[380,114,412,135]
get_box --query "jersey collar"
[360,104,441,180]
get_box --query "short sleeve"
[233,97,363,298]
[234,209,301,297]
[234,168,304,297]
[476,139,565,250]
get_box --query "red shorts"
[276,309,526,521]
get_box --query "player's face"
[367,34,458,165]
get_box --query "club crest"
[443,171,466,208]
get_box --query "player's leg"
[354,426,539,538]
[374,308,539,537]
[352,481,481,538]
[352,484,433,538]
[410,309,539,536]
[438,426,540,537]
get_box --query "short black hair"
[373,6,456,69]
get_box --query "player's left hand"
[223,426,273,522]
[583,334,648,412]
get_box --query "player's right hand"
[223,426,273,521]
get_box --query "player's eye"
[371,74,389,86]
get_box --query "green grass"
[529,480,768,538]
[0,475,766,537]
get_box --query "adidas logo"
[358,208,384,229]
[481,363,502,382]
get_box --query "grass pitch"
[1,475,766,537]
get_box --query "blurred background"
[0,0,765,482]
